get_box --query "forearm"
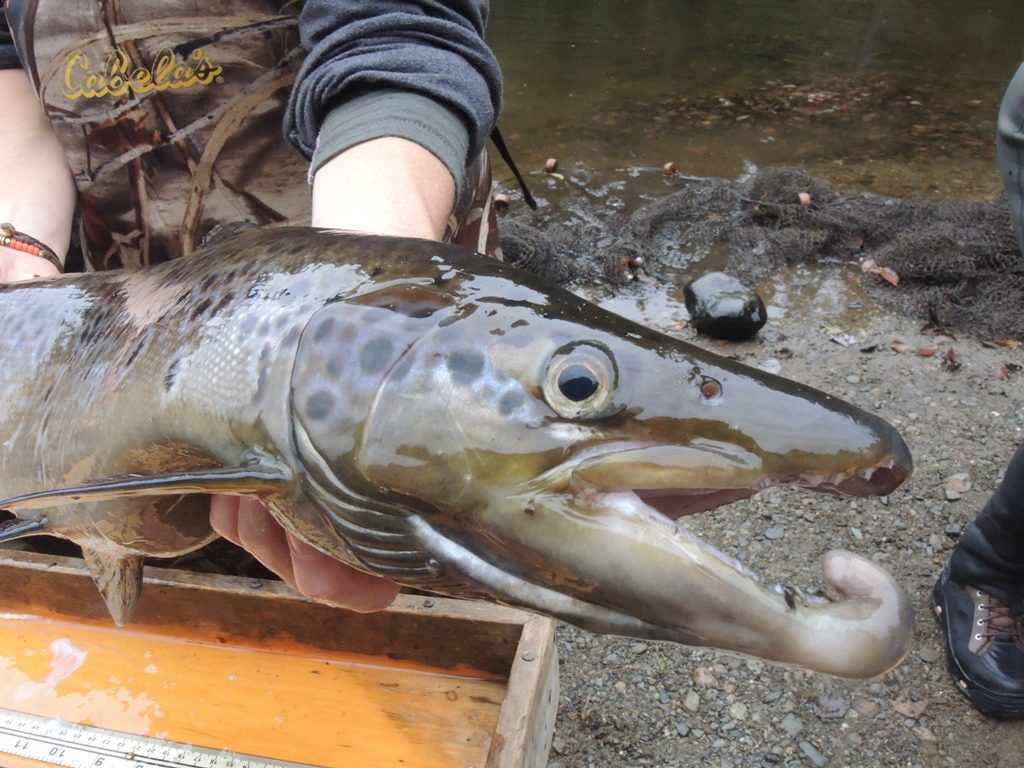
[0,69,76,276]
[311,136,455,239]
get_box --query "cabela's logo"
[62,48,223,99]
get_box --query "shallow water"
[488,1,1024,330]
[490,0,1024,199]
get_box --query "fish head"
[290,245,914,678]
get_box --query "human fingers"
[209,495,298,589]
[286,533,400,612]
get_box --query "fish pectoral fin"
[82,549,144,626]
[0,461,293,512]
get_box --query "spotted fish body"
[0,228,914,678]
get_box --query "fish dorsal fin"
[82,549,144,626]
[0,461,292,513]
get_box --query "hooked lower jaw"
[484,485,914,679]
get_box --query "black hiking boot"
[932,566,1024,718]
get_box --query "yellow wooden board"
[0,551,558,768]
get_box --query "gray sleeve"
[0,10,23,69]
[285,1,501,175]
[311,89,471,188]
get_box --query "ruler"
[0,707,318,768]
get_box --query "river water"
[487,1,1024,330]
[490,0,1024,198]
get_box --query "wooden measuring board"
[0,551,558,768]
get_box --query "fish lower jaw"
[594,489,824,603]
[588,490,913,677]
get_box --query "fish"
[0,227,914,678]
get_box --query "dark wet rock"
[684,272,767,340]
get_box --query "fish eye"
[557,364,599,402]
[543,342,618,419]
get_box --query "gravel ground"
[547,275,1024,767]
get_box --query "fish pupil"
[558,364,599,402]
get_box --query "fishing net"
[500,167,1024,340]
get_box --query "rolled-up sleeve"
[0,10,23,69]
[285,1,501,182]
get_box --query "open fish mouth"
[637,464,910,519]
[488,441,915,679]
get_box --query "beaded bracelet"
[0,222,63,273]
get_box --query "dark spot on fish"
[304,390,335,421]
[447,349,484,385]
[165,358,180,391]
[212,292,233,316]
[325,350,348,377]
[360,337,394,376]
[438,315,458,328]
[338,322,357,343]
[511,319,529,329]
[498,390,525,416]
[190,298,212,320]
[256,362,269,399]
[313,316,334,343]
[783,585,798,611]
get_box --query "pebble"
[798,740,829,767]
[781,713,803,736]
[683,271,767,340]
[729,702,748,720]
[812,687,850,720]
[944,472,972,501]
[917,646,941,663]
[675,720,690,737]
[852,698,881,718]
[763,526,785,540]
[913,725,938,743]
[683,689,701,713]
[693,667,718,687]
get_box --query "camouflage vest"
[7,2,306,269]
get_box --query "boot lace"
[976,591,1024,643]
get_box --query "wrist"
[0,244,61,282]
[0,223,63,272]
